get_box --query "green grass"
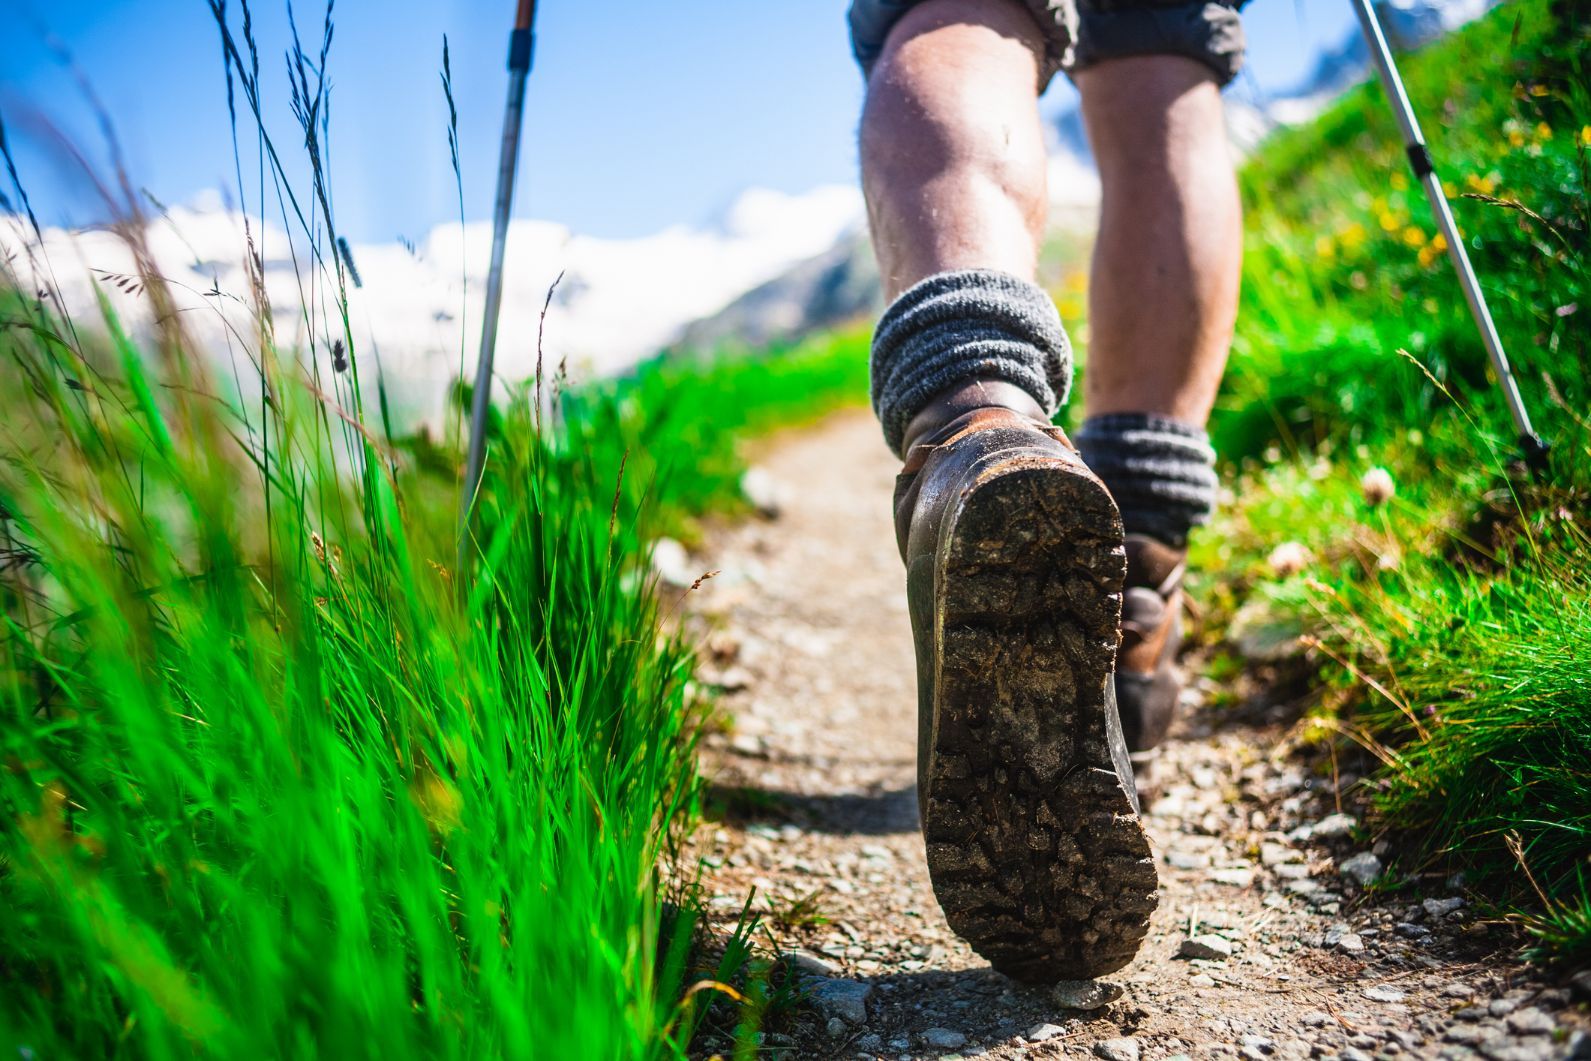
[1190,0,1591,959]
[0,3,869,1051]
[0,274,865,1057]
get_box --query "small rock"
[1260,842,1302,867]
[650,537,695,588]
[1423,897,1466,919]
[740,466,784,517]
[1241,1033,1275,1054]
[1311,813,1358,840]
[1395,922,1431,939]
[1442,983,1476,999]
[1338,1048,1373,1061]
[1445,1025,1488,1045]
[1338,851,1383,887]
[1454,1005,1487,1022]
[1363,984,1406,1003]
[1506,1008,1554,1036]
[1167,849,1209,870]
[1210,867,1257,888]
[855,1033,884,1053]
[784,950,840,979]
[1488,997,1520,1018]
[809,978,872,1024]
[826,1017,847,1038]
[1189,974,1218,988]
[729,732,766,758]
[1178,935,1234,960]
[1093,1037,1141,1061]
[1051,980,1123,1010]
[1336,932,1366,954]
[920,1028,967,1050]
[1027,1023,1067,1043]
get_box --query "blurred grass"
[1191,0,1591,959]
[0,2,869,1053]
[0,264,867,1058]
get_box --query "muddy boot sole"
[920,451,1158,982]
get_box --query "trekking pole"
[1349,0,1550,469]
[460,0,538,558]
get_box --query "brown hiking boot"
[1115,536,1187,802]
[893,401,1158,982]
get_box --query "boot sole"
[921,451,1158,982]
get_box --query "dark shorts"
[849,0,1247,90]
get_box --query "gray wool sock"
[870,270,1072,457]
[1075,413,1218,549]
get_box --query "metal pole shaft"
[1349,0,1548,462]
[461,1,537,549]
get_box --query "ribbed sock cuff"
[870,270,1072,457]
[1075,413,1217,548]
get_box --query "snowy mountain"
[0,184,862,428]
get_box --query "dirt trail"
[682,409,1585,1061]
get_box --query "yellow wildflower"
[1315,234,1337,260]
[1402,226,1427,248]
[1580,125,1591,147]
[1390,172,1408,190]
[1465,172,1498,195]
[1536,122,1553,141]
[1341,223,1368,249]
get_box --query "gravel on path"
[678,410,1587,1061]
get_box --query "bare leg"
[859,0,1050,301]
[1077,56,1242,425]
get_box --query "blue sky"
[2,1,1357,242]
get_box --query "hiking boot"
[893,401,1158,982]
[1115,536,1187,803]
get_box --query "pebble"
[855,1033,884,1053]
[1395,922,1431,939]
[1570,970,1591,1001]
[825,1017,846,1037]
[1423,897,1466,918]
[1210,867,1257,888]
[650,537,695,588]
[1178,935,1235,960]
[1027,1023,1067,1043]
[785,948,846,979]
[1336,932,1366,954]
[740,466,783,517]
[1363,984,1407,1003]
[1093,1037,1142,1061]
[1338,851,1384,886]
[1311,812,1359,840]
[1338,1047,1374,1061]
[920,1028,966,1050]
[1505,1008,1554,1036]
[809,978,872,1024]
[1052,980,1123,1010]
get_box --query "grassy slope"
[1193,0,1590,958]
